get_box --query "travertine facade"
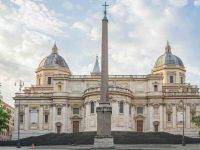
[12,14,200,140]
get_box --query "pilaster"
[172,105,177,129]
[39,105,43,130]
[186,105,190,128]
[149,105,154,131]
[52,105,56,132]
[159,105,164,131]
[24,105,29,130]
[62,104,66,132]
[163,105,167,129]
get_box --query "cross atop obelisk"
[102,1,109,19]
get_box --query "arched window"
[91,102,95,114]
[119,101,124,113]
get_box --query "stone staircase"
[0,132,199,146]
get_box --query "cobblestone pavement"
[0,144,199,150]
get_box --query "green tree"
[192,116,200,137]
[0,101,10,132]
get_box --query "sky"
[0,0,200,106]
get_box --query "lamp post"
[15,80,24,148]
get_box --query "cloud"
[62,0,74,11]
[168,0,188,7]
[194,0,200,6]
[0,0,65,105]
[11,0,66,35]
[72,21,89,32]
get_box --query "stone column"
[39,106,43,130]
[159,105,164,131]
[172,105,177,129]
[24,105,29,130]
[186,105,190,128]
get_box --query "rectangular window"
[90,102,95,114]
[38,78,41,85]
[154,107,159,115]
[119,102,124,113]
[73,108,79,114]
[57,108,62,115]
[154,85,158,92]
[129,105,132,115]
[47,77,52,85]
[169,76,174,83]
[58,85,62,92]
[19,114,23,123]
[180,77,183,84]
[167,113,171,122]
[44,114,48,123]
[137,107,143,114]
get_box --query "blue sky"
[0,0,200,106]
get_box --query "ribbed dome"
[38,44,70,71]
[153,42,184,70]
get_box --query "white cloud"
[0,0,65,105]
[11,0,66,35]
[168,0,188,7]
[72,21,89,32]
[194,0,200,6]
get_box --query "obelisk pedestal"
[93,2,114,149]
[94,104,113,148]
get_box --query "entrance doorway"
[137,120,143,132]
[153,121,159,132]
[154,124,159,132]
[56,122,62,134]
[73,121,79,133]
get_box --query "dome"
[37,44,70,71]
[153,42,184,70]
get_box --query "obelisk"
[94,1,114,148]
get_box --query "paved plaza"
[0,144,200,150]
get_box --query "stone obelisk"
[94,1,114,148]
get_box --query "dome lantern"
[165,41,171,53]
[52,42,58,54]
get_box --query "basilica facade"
[12,17,200,140]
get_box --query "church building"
[12,8,200,140]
